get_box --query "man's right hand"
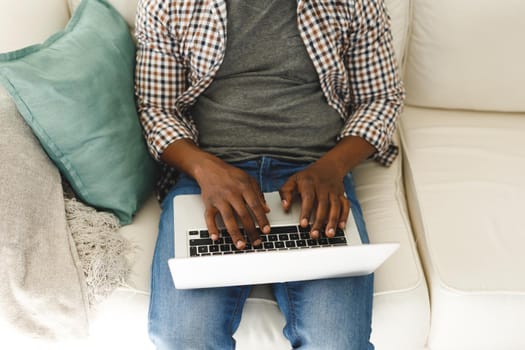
[161,139,271,249]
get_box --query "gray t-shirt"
[190,0,343,163]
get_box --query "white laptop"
[168,191,398,289]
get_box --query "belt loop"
[258,156,268,191]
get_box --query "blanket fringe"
[63,197,133,307]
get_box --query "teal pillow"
[0,0,158,225]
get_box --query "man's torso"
[190,0,343,163]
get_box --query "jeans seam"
[227,286,250,349]
[147,270,156,337]
[284,284,300,347]
[258,157,267,190]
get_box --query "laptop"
[168,191,399,289]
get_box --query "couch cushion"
[400,106,525,350]
[404,0,525,112]
[384,0,411,65]
[0,0,159,224]
[352,138,430,350]
[117,195,160,293]
[0,0,70,53]
[69,0,138,30]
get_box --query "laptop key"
[328,237,347,245]
[264,242,274,249]
[318,238,329,245]
[275,241,285,249]
[190,238,213,246]
[298,225,311,233]
[307,239,318,246]
[271,226,297,234]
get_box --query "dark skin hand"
[161,136,375,249]
[279,135,375,239]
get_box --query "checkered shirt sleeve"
[342,0,405,165]
[134,0,198,162]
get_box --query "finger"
[247,180,271,234]
[251,179,270,213]
[279,176,297,212]
[204,206,220,240]
[310,193,329,239]
[339,195,350,229]
[299,187,315,229]
[230,199,262,247]
[217,203,246,250]
[325,195,341,238]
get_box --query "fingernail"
[263,225,271,234]
[282,199,288,207]
[236,240,245,249]
[253,239,262,246]
[301,218,308,227]
[327,228,335,236]
[211,233,219,240]
[311,230,319,239]
[339,221,346,229]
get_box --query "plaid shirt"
[135,0,405,198]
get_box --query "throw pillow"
[0,0,158,224]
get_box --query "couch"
[0,0,523,349]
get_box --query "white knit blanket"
[0,87,132,345]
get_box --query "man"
[135,0,404,349]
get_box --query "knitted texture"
[63,187,133,307]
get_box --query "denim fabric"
[148,157,374,350]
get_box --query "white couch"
[399,1,525,349]
[1,0,523,349]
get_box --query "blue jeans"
[148,157,374,350]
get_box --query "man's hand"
[279,161,349,239]
[193,156,271,249]
[161,139,270,249]
[279,136,376,239]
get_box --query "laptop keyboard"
[188,225,348,257]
